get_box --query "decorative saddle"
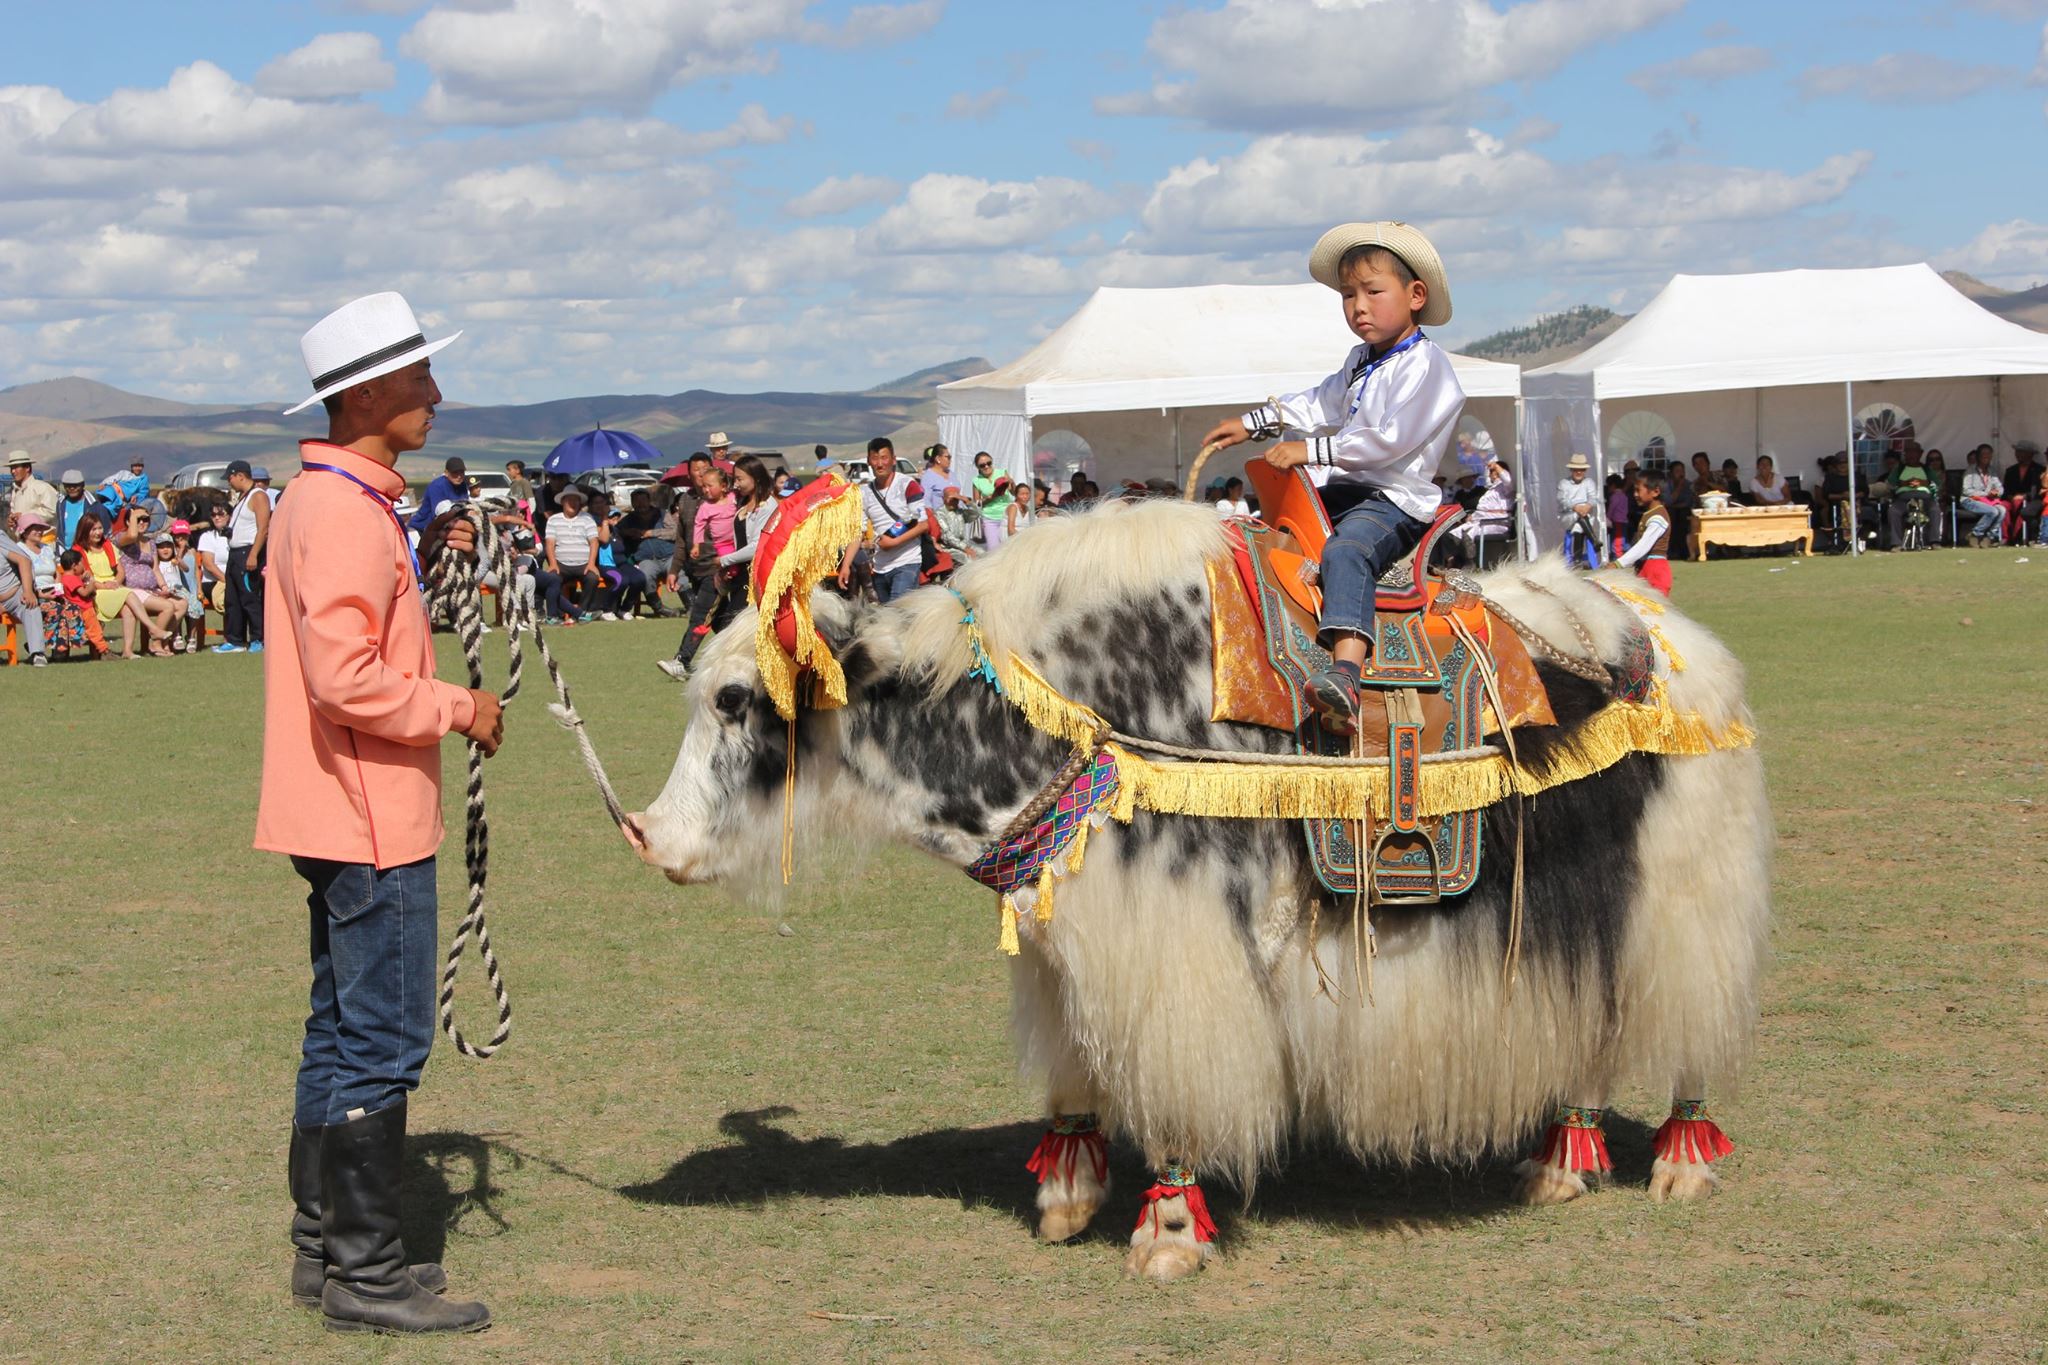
[1212,462,1554,903]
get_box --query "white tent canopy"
[1521,264,2048,550]
[938,283,1521,496]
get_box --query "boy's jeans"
[1317,484,1430,650]
[291,855,438,1127]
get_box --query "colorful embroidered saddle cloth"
[1209,462,1556,902]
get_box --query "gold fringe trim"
[1094,701,1753,824]
[754,477,867,721]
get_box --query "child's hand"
[1262,442,1310,471]
[1200,418,1249,450]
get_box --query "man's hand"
[419,507,477,566]
[1262,441,1311,471]
[462,689,504,756]
[1201,417,1250,450]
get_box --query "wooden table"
[1688,505,1813,560]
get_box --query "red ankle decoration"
[1026,1114,1109,1187]
[1534,1104,1613,1174]
[1651,1101,1734,1165]
[1133,1163,1217,1244]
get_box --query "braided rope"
[422,509,629,1060]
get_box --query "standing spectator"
[215,459,271,652]
[196,503,232,615]
[658,456,776,679]
[504,460,534,520]
[0,519,48,666]
[1555,454,1601,569]
[970,453,1014,550]
[8,452,60,529]
[1616,474,1673,594]
[542,485,603,622]
[54,469,101,548]
[1448,458,1514,566]
[1664,463,1697,554]
[409,456,469,533]
[662,452,716,614]
[1215,477,1251,518]
[708,431,734,464]
[1604,474,1631,558]
[1960,449,2006,547]
[843,438,925,604]
[922,445,976,560]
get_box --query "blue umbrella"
[543,427,665,474]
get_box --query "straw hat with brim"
[708,431,731,448]
[284,291,461,417]
[1307,221,1452,327]
[6,450,31,467]
[1567,454,1590,471]
[558,487,588,505]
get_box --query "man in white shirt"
[1556,454,1601,569]
[7,452,60,530]
[542,485,603,621]
[214,458,272,652]
[843,437,927,604]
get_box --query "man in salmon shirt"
[257,292,502,1335]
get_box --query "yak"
[624,497,1771,1282]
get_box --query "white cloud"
[1628,44,1774,97]
[1799,52,2017,103]
[1100,0,1687,130]
[25,62,345,156]
[402,0,942,124]
[861,173,1117,253]
[253,33,398,100]
[1946,219,2048,284]
[785,173,901,218]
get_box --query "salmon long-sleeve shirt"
[255,440,475,869]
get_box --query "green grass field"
[3,549,2045,1362]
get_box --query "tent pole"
[1845,381,1859,556]
[1173,407,1183,483]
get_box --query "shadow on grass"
[612,1106,1663,1248]
[404,1130,523,1263]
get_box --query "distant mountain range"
[9,272,2045,486]
[0,359,992,485]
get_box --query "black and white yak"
[624,498,1772,1282]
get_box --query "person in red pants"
[1615,475,1673,595]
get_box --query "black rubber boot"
[318,1102,489,1335]
[290,1122,448,1307]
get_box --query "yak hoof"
[1124,1194,1212,1283]
[1512,1158,1592,1207]
[1648,1157,1721,1204]
[1037,1197,1102,1243]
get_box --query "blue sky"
[4,0,2045,405]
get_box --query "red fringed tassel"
[1651,1103,1735,1166]
[1133,1175,1218,1244]
[1533,1105,1613,1174]
[1025,1128,1109,1187]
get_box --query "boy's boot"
[290,1122,447,1307]
[318,1102,489,1334]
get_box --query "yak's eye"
[714,684,752,720]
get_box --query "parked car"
[572,463,660,501]
[165,461,235,521]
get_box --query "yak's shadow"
[403,1130,521,1263]
[616,1106,1662,1246]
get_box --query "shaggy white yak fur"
[634,498,1772,1272]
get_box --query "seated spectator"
[2005,441,2044,545]
[1748,455,1789,505]
[1689,451,1716,494]
[1215,477,1251,519]
[1925,450,1954,544]
[168,519,205,651]
[1446,458,1514,565]
[115,514,186,654]
[0,518,49,666]
[1960,449,2006,547]
[151,530,198,653]
[1719,458,1745,501]
[586,491,648,619]
[1887,442,1936,550]
[539,485,603,623]
[76,514,174,659]
[195,503,231,615]
[2023,464,2048,548]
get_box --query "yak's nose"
[622,812,651,859]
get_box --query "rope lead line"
[422,507,629,1060]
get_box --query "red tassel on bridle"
[1533,1104,1613,1174]
[1651,1100,1735,1165]
[1133,1163,1218,1244]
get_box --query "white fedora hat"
[285,292,461,416]
[1307,221,1452,327]
[707,431,731,447]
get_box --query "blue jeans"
[292,855,439,1127]
[1961,497,2005,539]
[872,561,921,604]
[1317,484,1429,646]
[1562,518,1601,569]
